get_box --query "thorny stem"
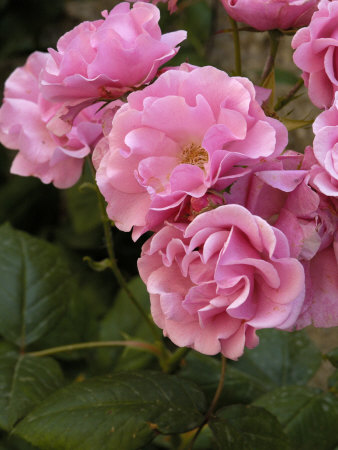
[274,78,304,111]
[86,158,162,342]
[228,17,242,76]
[186,356,227,449]
[28,340,161,358]
[261,29,282,84]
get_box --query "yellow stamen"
[180,143,209,169]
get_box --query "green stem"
[205,355,227,419]
[186,355,227,449]
[274,78,304,111]
[86,158,162,342]
[163,347,191,374]
[28,340,161,358]
[261,29,282,84]
[228,17,242,76]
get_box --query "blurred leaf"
[179,352,268,406]
[275,69,299,85]
[0,176,59,233]
[209,405,290,450]
[15,371,206,450]
[280,117,313,131]
[181,1,212,57]
[326,348,338,368]
[254,386,338,450]
[0,345,64,431]
[0,223,74,348]
[98,277,154,371]
[0,435,38,450]
[0,0,8,10]
[328,370,338,392]
[63,181,101,234]
[234,329,321,387]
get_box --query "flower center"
[180,143,209,169]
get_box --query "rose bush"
[95,65,287,239]
[292,0,338,109]
[221,0,319,31]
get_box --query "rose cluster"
[0,0,337,360]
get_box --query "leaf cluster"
[0,221,336,450]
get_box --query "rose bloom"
[227,146,338,329]
[95,65,287,239]
[311,93,338,196]
[292,0,338,109]
[130,0,178,14]
[0,52,103,188]
[291,146,338,329]
[138,205,305,359]
[40,2,186,104]
[221,0,319,31]
[296,236,338,329]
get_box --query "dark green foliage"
[254,386,338,450]
[15,372,206,450]
[0,224,74,348]
[210,405,290,450]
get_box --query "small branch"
[274,78,304,111]
[261,30,282,84]
[205,355,227,420]
[163,347,191,374]
[228,17,242,76]
[186,355,227,449]
[215,26,261,34]
[28,340,161,358]
[86,158,162,342]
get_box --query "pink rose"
[0,52,103,188]
[292,0,338,109]
[40,2,186,105]
[138,204,305,359]
[296,239,338,329]
[221,0,319,31]
[310,95,338,195]
[275,177,337,260]
[130,0,178,14]
[95,65,287,239]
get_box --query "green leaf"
[32,263,115,361]
[234,329,321,387]
[0,224,74,348]
[0,347,64,431]
[326,348,338,368]
[0,436,38,450]
[98,277,154,371]
[15,371,206,450]
[209,405,290,450]
[179,352,268,406]
[254,386,338,450]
